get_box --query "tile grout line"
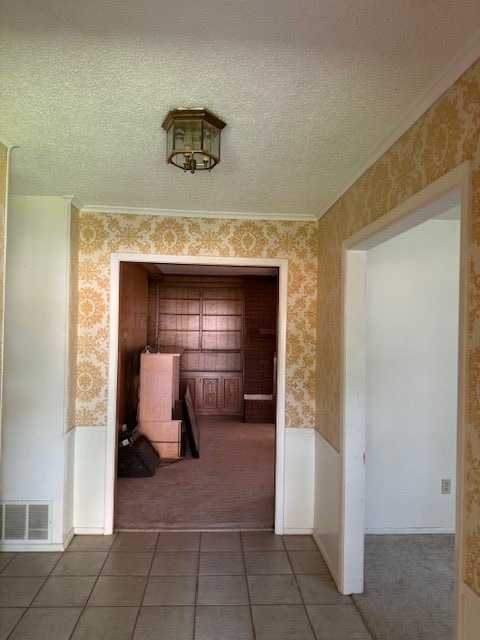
[129,532,159,640]
[193,532,202,640]
[2,550,62,639]
[0,551,43,640]
[240,531,257,640]
[4,577,49,640]
[1,532,367,640]
[0,551,18,573]
[284,543,319,640]
[294,538,374,639]
[3,537,117,640]
[67,532,118,639]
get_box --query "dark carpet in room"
[115,416,275,530]
[353,534,455,640]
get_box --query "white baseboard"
[312,528,340,586]
[73,527,105,535]
[63,527,75,549]
[283,527,313,535]
[0,542,67,552]
[365,527,455,534]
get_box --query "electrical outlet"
[441,479,452,494]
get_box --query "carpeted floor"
[353,534,455,640]
[115,416,275,530]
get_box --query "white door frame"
[339,161,471,631]
[104,253,289,535]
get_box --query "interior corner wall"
[1,195,74,548]
[365,219,460,533]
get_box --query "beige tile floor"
[0,532,373,640]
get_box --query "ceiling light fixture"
[161,107,226,174]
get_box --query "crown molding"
[0,129,17,150]
[80,204,317,222]
[62,195,84,211]
[316,31,480,221]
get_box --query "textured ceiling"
[1,0,480,220]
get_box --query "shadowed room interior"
[115,416,275,531]
[114,263,278,531]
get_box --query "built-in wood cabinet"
[154,284,242,353]
[148,278,244,415]
[180,372,243,415]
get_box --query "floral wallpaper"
[76,217,318,429]
[316,60,480,595]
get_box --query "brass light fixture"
[161,107,226,173]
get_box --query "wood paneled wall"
[116,262,149,431]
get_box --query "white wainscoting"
[73,425,315,535]
[283,427,315,534]
[73,426,107,534]
[313,430,341,585]
[63,428,76,547]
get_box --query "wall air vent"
[0,502,52,543]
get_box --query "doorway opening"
[104,254,289,535]
[340,162,471,636]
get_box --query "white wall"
[1,196,75,548]
[365,219,460,533]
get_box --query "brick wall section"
[244,399,276,423]
[243,276,278,422]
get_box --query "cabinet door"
[222,374,242,413]
[180,372,243,416]
[201,377,220,411]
